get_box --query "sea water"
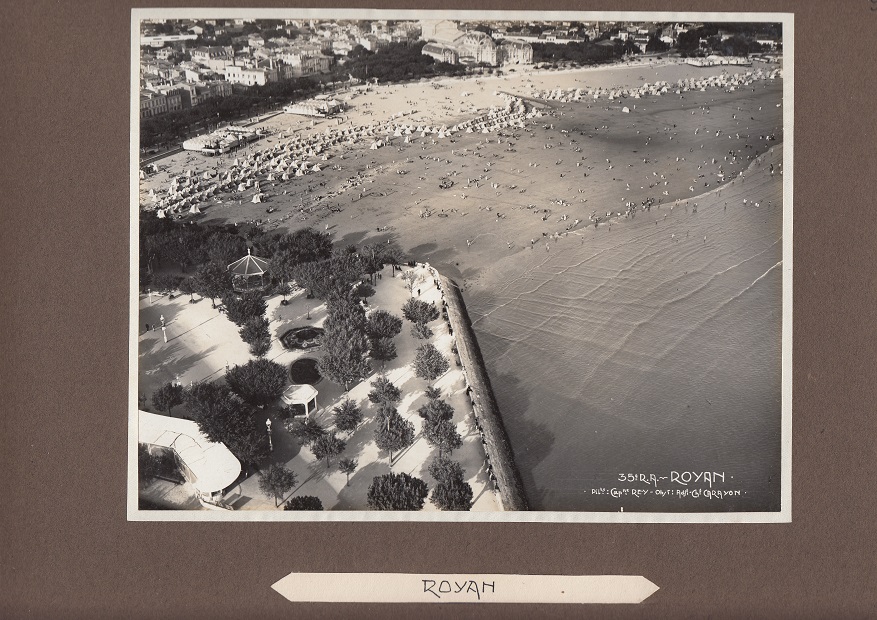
[466,153,783,512]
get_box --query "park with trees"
[139,220,492,511]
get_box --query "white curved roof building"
[139,410,241,495]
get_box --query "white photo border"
[129,8,793,523]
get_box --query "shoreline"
[438,272,529,511]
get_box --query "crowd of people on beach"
[140,64,782,257]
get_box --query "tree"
[162,229,205,273]
[411,321,433,340]
[333,399,363,433]
[291,260,328,299]
[258,464,298,507]
[275,227,333,265]
[423,416,463,460]
[325,288,366,330]
[428,456,472,511]
[373,406,415,464]
[365,310,402,340]
[205,232,248,266]
[400,269,419,296]
[359,242,385,284]
[183,382,269,466]
[268,248,298,297]
[428,455,464,484]
[311,432,346,469]
[366,472,428,510]
[354,281,375,299]
[224,358,287,408]
[222,291,267,326]
[151,273,183,295]
[248,337,271,358]
[401,298,439,324]
[431,472,473,511]
[368,336,397,369]
[151,382,184,417]
[338,457,358,486]
[646,36,669,53]
[275,282,292,302]
[285,416,327,446]
[319,319,371,391]
[423,386,441,401]
[284,495,323,510]
[239,315,270,348]
[224,423,271,469]
[367,375,401,406]
[178,277,198,302]
[417,396,455,423]
[414,343,449,384]
[194,261,233,308]
[381,245,406,275]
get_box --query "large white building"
[224,64,276,87]
[500,39,533,65]
[422,42,459,64]
[190,46,234,71]
[420,20,530,67]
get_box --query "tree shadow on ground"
[335,229,369,248]
[407,242,438,256]
[139,343,220,407]
[331,460,389,510]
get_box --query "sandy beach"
[140,57,784,511]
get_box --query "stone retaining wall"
[434,272,529,511]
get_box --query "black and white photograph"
[130,9,792,521]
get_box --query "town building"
[140,91,167,118]
[224,64,275,87]
[499,39,533,65]
[455,31,498,65]
[190,46,234,71]
[422,42,459,64]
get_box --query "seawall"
[435,273,530,511]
